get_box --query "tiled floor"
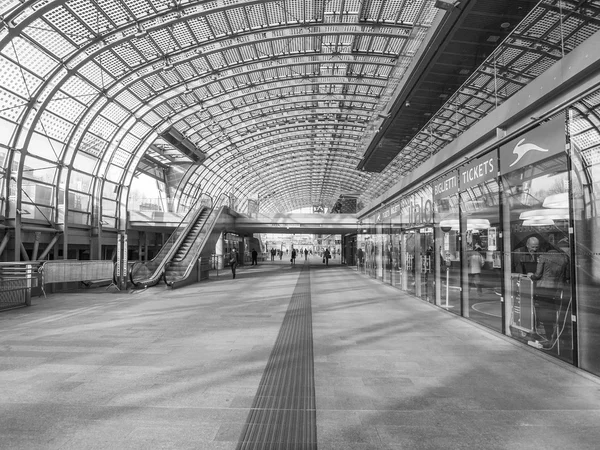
[1,256,600,449]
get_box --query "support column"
[32,232,41,260]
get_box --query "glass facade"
[357,87,600,376]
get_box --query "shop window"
[500,114,573,363]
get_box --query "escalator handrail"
[129,196,210,287]
[163,196,230,285]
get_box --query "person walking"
[251,248,258,266]
[229,248,238,279]
[304,249,308,261]
[324,248,331,266]
[291,248,296,266]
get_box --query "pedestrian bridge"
[233,213,358,234]
[130,210,359,235]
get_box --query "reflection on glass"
[420,228,434,302]
[461,179,502,332]
[569,101,600,374]
[503,154,573,362]
[405,231,416,296]
[435,195,461,313]
[391,230,401,287]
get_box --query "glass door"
[460,180,503,332]
[420,227,434,302]
[391,230,401,287]
[405,230,417,296]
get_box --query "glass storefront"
[568,95,600,373]
[500,114,573,361]
[459,152,503,332]
[355,86,600,377]
[434,171,460,312]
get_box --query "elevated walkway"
[1,257,599,449]
[130,211,358,234]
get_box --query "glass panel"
[568,99,600,374]
[0,117,16,146]
[420,228,434,303]
[73,151,99,173]
[27,132,64,160]
[21,201,53,222]
[461,177,502,332]
[102,198,117,218]
[435,193,461,312]
[103,181,119,200]
[67,210,91,226]
[391,224,401,287]
[404,230,416,296]
[382,225,392,284]
[70,170,93,195]
[375,223,383,281]
[502,153,572,361]
[0,146,5,218]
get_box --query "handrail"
[129,195,211,288]
[164,204,225,286]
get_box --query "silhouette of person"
[528,244,569,348]
[251,249,258,266]
[229,248,238,279]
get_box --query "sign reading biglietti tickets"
[459,150,498,191]
[433,170,459,200]
[499,112,566,174]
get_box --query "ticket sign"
[433,171,459,200]
[459,150,498,191]
[499,112,566,174]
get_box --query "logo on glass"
[509,139,549,167]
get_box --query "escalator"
[129,198,209,289]
[163,205,225,288]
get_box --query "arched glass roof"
[1,0,600,229]
[0,0,438,225]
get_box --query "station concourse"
[2,258,600,449]
[3,0,600,448]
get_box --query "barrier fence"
[39,260,116,297]
[0,262,37,310]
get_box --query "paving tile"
[1,263,599,450]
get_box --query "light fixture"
[466,218,490,230]
[542,192,568,209]
[440,219,459,231]
[519,209,569,221]
[523,218,555,226]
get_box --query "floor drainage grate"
[236,264,316,450]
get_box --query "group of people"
[269,248,284,261]
[228,245,334,277]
